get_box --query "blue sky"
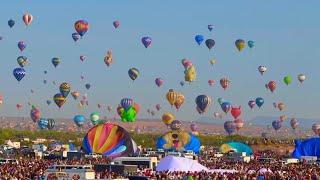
[0,1,319,123]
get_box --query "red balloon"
[231,106,241,119]
[268,81,276,93]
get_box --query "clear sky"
[0,0,319,123]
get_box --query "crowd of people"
[0,147,319,179]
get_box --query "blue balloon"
[46,100,51,105]
[43,80,47,84]
[272,120,282,131]
[72,33,80,42]
[221,102,232,114]
[255,97,264,108]
[13,68,26,82]
[38,118,49,129]
[195,35,204,45]
[180,81,185,86]
[224,121,236,135]
[195,95,211,113]
[8,19,15,28]
[121,98,133,110]
[85,83,91,90]
[73,115,86,127]
[248,40,255,48]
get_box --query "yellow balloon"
[209,59,216,65]
[162,113,175,125]
[166,89,178,106]
[174,93,185,110]
[235,39,246,51]
[185,66,196,82]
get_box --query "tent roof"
[156,156,208,172]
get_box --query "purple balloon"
[120,98,133,110]
[272,120,282,131]
[248,100,256,109]
[18,41,26,52]
[208,24,214,31]
[221,102,232,114]
[155,78,164,87]
[141,36,152,48]
[224,121,236,135]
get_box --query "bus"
[44,164,95,180]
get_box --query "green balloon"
[283,76,292,85]
[92,119,104,125]
[121,107,136,122]
[90,112,100,124]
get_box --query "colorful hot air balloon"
[234,118,244,131]
[120,98,133,110]
[180,81,185,86]
[213,112,221,119]
[53,93,66,108]
[162,113,175,126]
[74,115,86,127]
[38,118,48,129]
[181,59,193,69]
[30,107,41,123]
[195,95,212,114]
[128,68,139,81]
[248,100,256,109]
[235,39,246,51]
[258,66,267,75]
[224,121,236,135]
[208,25,213,31]
[312,123,320,136]
[46,100,51,105]
[104,50,113,66]
[279,115,287,122]
[208,80,215,86]
[247,40,255,48]
[272,120,282,131]
[283,76,292,85]
[195,35,204,45]
[18,41,26,52]
[166,89,177,106]
[277,102,285,111]
[156,104,161,111]
[22,13,33,26]
[47,119,55,130]
[231,106,241,119]
[80,55,86,62]
[209,59,216,66]
[221,102,231,114]
[59,82,71,97]
[184,65,197,82]
[170,120,182,130]
[72,33,80,42]
[90,112,101,125]
[82,123,137,157]
[297,74,306,83]
[174,93,185,111]
[13,68,26,82]
[74,20,89,37]
[218,98,225,105]
[255,97,264,108]
[290,118,299,130]
[205,39,215,50]
[141,36,152,48]
[268,81,276,93]
[190,122,197,132]
[85,83,91,90]
[220,77,230,90]
[8,19,15,28]
[155,78,164,87]
[17,56,28,67]
[71,91,80,100]
[113,20,120,28]
[52,57,60,68]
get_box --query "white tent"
[156,156,208,172]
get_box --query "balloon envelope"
[195,35,204,45]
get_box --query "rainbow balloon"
[82,123,137,158]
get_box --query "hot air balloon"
[224,121,236,135]
[52,57,60,68]
[71,91,80,100]
[72,33,80,42]
[8,19,15,28]
[255,97,264,108]
[234,118,244,131]
[74,115,85,127]
[268,81,276,93]
[220,77,230,90]
[195,95,212,114]
[180,81,185,86]
[258,66,267,75]
[213,112,221,119]
[47,119,55,130]
[22,13,33,26]
[0,95,3,105]
[104,49,113,67]
[290,118,299,130]
[16,104,23,110]
[128,68,139,81]
[283,76,292,85]
[141,36,152,48]
[113,20,120,28]
[190,122,197,132]
[205,39,215,50]
[312,123,320,136]
[155,78,164,87]
[18,41,26,52]
[30,107,41,123]
[277,102,285,111]
[247,40,255,48]
[74,20,89,37]
[107,106,112,112]
[80,55,86,62]
[195,35,204,45]
[280,115,287,122]
[46,100,51,105]
[218,98,225,105]
[170,120,182,130]
[90,112,101,125]
[235,39,246,51]
[272,120,282,131]
[248,100,255,109]
[208,25,213,31]
[162,113,175,126]
[53,93,66,108]
[221,102,231,114]
[184,65,196,82]
[181,59,193,69]
[174,93,185,111]
[209,59,216,66]
[120,98,133,110]
[166,89,177,106]
[208,80,215,86]
[85,83,91,90]
[298,74,306,83]
[231,106,241,119]
[156,104,161,111]
[13,68,26,82]
[38,118,48,129]
[17,56,28,67]
[59,82,71,97]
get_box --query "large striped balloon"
[82,123,136,158]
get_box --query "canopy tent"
[156,156,208,172]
